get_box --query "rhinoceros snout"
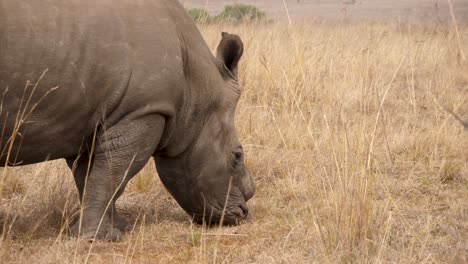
[242,170,256,202]
[240,203,249,218]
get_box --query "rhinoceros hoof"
[112,215,128,232]
[70,222,123,242]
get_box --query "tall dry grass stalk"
[0,20,467,263]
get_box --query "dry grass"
[1,21,467,263]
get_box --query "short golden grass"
[1,21,467,263]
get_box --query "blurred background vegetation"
[187,4,268,24]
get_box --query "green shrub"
[187,8,212,23]
[186,4,267,24]
[215,4,267,23]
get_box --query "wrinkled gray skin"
[0,0,255,241]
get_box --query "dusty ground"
[1,12,467,264]
[181,0,468,22]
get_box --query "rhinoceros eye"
[231,150,243,167]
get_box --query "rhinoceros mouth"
[192,202,249,226]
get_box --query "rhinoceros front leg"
[68,115,164,241]
[66,154,91,203]
[66,154,128,232]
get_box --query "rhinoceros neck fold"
[153,8,225,158]
[158,59,221,157]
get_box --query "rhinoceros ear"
[216,32,243,77]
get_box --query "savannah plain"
[1,1,467,263]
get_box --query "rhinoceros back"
[0,0,173,165]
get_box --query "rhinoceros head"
[155,32,255,225]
